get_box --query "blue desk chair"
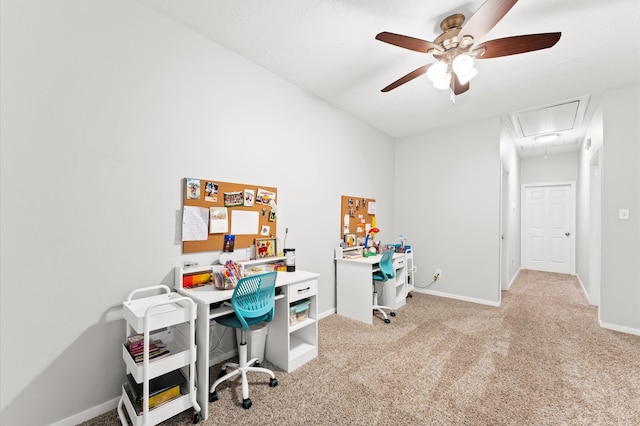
[372,250,396,324]
[209,271,278,409]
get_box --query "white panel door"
[524,184,573,273]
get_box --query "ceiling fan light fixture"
[432,72,452,90]
[426,61,448,83]
[457,67,478,85]
[535,133,559,143]
[452,54,474,75]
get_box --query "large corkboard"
[340,195,376,239]
[182,178,277,254]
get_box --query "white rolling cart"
[117,285,201,425]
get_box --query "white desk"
[176,270,319,421]
[335,252,406,324]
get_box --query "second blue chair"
[372,250,396,324]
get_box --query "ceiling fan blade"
[473,33,561,58]
[459,0,518,42]
[376,32,441,53]
[381,64,430,92]
[451,73,470,95]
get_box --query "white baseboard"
[412,288,500,307]
[505,268,521,290]
[575,273,590,302]
[318,308,335,320]
[599,320,640,336]
[50,396,120,426]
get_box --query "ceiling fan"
[376,0,561,96]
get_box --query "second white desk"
[335,251,407,324]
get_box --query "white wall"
[0,1,395,424]
[599,85,640,333]
[520,151,578,184]
[394,118,502,305]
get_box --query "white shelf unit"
[265,275,318,372]
[334,245,364,259]
[173,257,288,293]
[117,285,201,426]
[238,256,286,275]
[379,254,407,309]
[405,250,415,296]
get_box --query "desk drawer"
[288,279,317,303]
[393,257,406,268]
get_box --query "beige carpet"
[83,270,640,425]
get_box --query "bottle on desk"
[284,248,296,272]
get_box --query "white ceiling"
[138,0,640,157]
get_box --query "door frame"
[589,151,602,305]
[521,181,576,275]
[500,162,510,290]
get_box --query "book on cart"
[126,370,185,410]
[126,335,170,363]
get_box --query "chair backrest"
[230,271,277,330]
[378,250,395,280]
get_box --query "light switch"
[619,209,629,220]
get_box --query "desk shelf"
[265,275,318,372]
[289,316,315,333]
[380,255,407,309]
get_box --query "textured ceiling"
[137,0,640,157]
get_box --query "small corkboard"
[182,178,277,254]
[340,195,376,240]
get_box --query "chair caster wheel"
[193,413,201,424]
[242,398,252,409]
[269,377,278,387]
[384,318,391,324]
[209,391,219,402]
[390,311,396,317]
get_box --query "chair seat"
[216,312,271,330]
[372,271,386,281]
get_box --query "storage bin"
[289,298,311,325]
[236,323,269,364]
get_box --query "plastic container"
[236,323,269,364]
[289,298,311,325]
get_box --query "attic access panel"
[515,101,579,137]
